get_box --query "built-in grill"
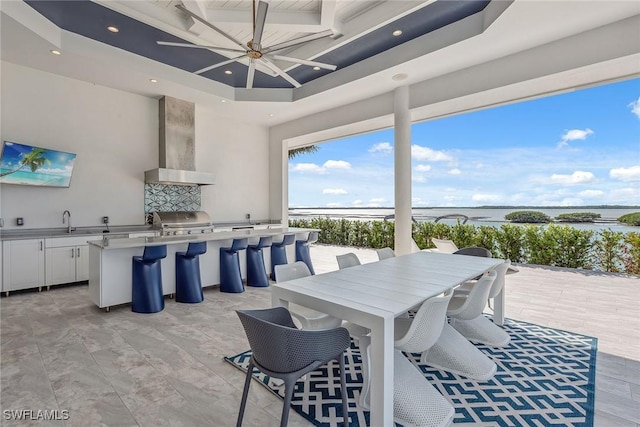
[152,211,214,236]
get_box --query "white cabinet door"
[76,246,91,281]
[45,246,77,286]
[3,239,45,291]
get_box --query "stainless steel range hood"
[144,96,215,186]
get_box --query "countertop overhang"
[89,227,317,250]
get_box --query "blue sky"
[289,78,640,208]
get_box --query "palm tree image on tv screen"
[0,141,76,187]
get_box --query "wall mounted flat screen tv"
[0,141,77,187]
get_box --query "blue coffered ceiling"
[25,0,491,90]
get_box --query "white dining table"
[271,251,504,427]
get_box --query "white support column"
[394,85,412,255]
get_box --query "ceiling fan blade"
[157,41,245,53]
[252,1,269,48]
[194,55,246,75]
[246,60,256,89]
[263,29,334,54]
[270,54,337,71]
[261,58,301,88]
[176,4,246,50]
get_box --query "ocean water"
[289,207,640,233]
[0,169,71,187]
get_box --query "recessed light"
[313,66,321,71]
[224,70,233,75]
[107,26,119,33]
[220,99,227,103]
[149,79,158,83]
[50,50,61,55]
[392,30,403,37]
[269,113,275,117]
[392,73,408,81]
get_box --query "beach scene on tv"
[0,141,77,187]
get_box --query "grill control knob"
[188,230,192,235]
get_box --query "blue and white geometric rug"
[225,318,597,427]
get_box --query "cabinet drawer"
[46,235,103,248]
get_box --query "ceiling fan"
[157,1,337,89]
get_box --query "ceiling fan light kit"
[158,1,337,89]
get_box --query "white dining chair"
[449,260,512,346]
[274,262,342,330]
[275,261,370,339]
[376,247,396,260]
[360,291,452,407]
[422,271,498,381]
[336,252,361,269]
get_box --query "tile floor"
[1,244,638,426]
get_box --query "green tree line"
[289,218,640,274]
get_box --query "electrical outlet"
[246,213,251,220]
[102,216,109,224]
[16,217,24,226]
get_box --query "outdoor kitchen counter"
[88,227,318,310]
[88,226,309,249]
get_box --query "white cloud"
[558,128,594,148]
[369,198,385,204]
[412,197,421,203]
[472,193,501,202]
[448,168,462,175]
[579,189,605,198]
[444,195,461,202]
[326,203,342,208]
[610,187,640,202]
[352,200,363,206]
[610,165,640,182]
[629,96,640,119]
[291,163,325,173]
[369,142,393,154]
[549,171,596,185]
[323,160,351,170]
[411,145,453,162]
[412,175,426,183]
[415,164,431,172]
[323,188,348,195]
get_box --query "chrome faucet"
[62,210,73,233]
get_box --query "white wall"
[197,108,270,222]
[1,62,271,229]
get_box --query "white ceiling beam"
[206,9,326,33]
[180,0,212,36]
[320,0,337,28]
[181,0,208,20]
[279,0,435,71]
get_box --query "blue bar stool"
[246,236,273,287]
[175,241,207,303]
[270,233,295,280]
[220,238,248,293]
[295,231,318,275]
[132,245,167,313]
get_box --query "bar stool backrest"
[186,241,207,257]
[143,245,167,262]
